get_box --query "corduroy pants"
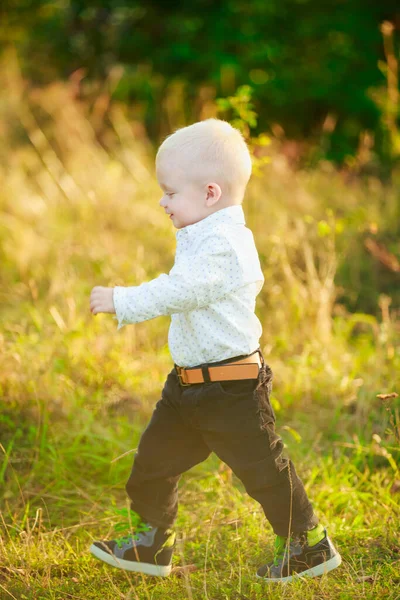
[125,349,318,537]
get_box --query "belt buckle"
[176,365,190,386]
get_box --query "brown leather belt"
[175,353,262,386]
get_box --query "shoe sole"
[256,551,342,583]
[89,543,172,577]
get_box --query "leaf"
[317,220,331,237]
[256,134,271,146]
[281,425,302,443]
[215,98,231,111]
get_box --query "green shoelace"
[115,533,142,548]
[273,525,325,566]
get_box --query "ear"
[205,182,222,207]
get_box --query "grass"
[0,67,400,599]
[1,415,399,599]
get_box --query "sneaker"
[90,524,176,577]
[256,524,342,582]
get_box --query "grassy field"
[1,76,400,599]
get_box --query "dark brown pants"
[125,350,318,536]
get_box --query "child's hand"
[90,286,116,315]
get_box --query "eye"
[166,193,175,197]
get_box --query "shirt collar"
[176,205,245,239]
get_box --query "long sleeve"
[113,234,260,330]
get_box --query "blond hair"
[156,119,252,203]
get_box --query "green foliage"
[107,507,151,535]
[216,84,258,132]
[0,66,399,599]
[216,84,271,175]
[1,0,400,164]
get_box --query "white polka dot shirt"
[113,205,264,368]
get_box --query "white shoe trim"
[90,543,172,577]
[256,551,342,583]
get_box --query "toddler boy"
[89,118,341,582]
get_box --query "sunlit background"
[1,3,399,599]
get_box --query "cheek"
[172,196,183,210]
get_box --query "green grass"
[1,407,399,599]
[1,76,400,599]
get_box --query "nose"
[159,195,167,208]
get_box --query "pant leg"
[125,368,211,529]
[196,363,318,537]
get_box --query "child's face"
[156,156,214,229]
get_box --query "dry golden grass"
[0,56,399,599]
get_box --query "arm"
[112,234,258,329]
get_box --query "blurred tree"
[0,0,399,164]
